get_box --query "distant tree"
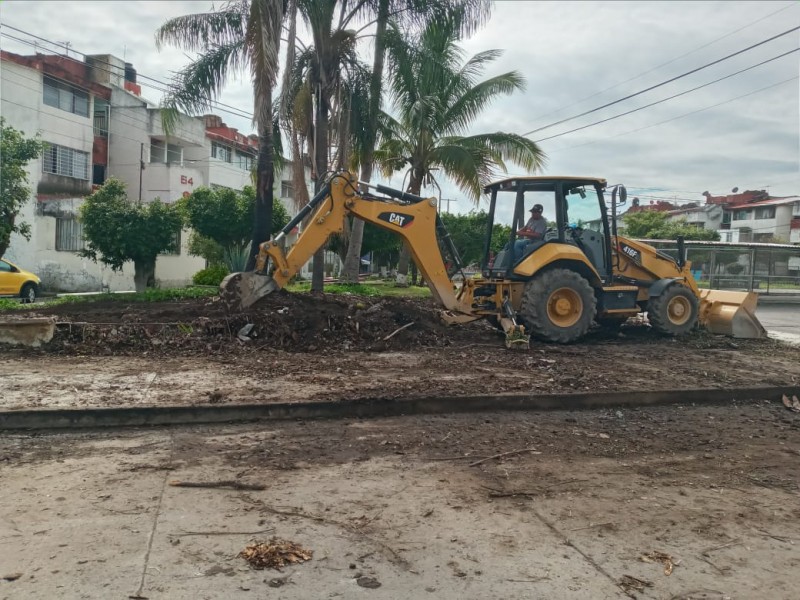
[440,211,511,266]
[0,118,43,258]
[361,222,402,272]
[79,179,183,292]
[178,185,290,271]
[622,211,720,241]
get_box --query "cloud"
[2,0,797,217]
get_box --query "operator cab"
[481,176,624,284]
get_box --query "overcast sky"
[1,0,798,217]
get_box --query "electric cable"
[522,24,800,137]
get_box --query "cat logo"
[378,211,415,228]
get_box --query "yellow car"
[0,258,41,303]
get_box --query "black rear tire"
[647,284,698,335]
[20,282,37,304]
[519,268,597,343]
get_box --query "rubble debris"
[1,573,23,582]
[618,574,653,594]
[356,576,382,588]
[239,538,312,570]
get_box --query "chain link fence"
[642,240,800,295]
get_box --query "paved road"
[757,303,800,336]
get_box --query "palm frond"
[429,142,493,202]
[155,2,248,51]
[160,40,246,132]
[441,71,525,135]
[457,132,547,174]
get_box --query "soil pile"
[15,291,491,356]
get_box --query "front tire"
[647,284,698,335]
[520,268,597,343]
[20,282,37,304]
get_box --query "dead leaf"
[640,550,676,576]
[781,394,800,413]
[239,538,312,570]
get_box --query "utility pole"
[439,198,456,213]
[138,142,144,203]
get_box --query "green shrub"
[192,265,229,286]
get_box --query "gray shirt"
[524,216,547,238]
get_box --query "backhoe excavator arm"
[222,171,476,317]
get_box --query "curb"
[0,385,796,431]
[757,295,800,305]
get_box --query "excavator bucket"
[698,289,766,339]
[219,272,280,310]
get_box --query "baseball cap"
[530,204,543,213]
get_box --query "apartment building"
[702,189,800,244]
[1,49,310,292]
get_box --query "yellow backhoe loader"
[221,171,765,348]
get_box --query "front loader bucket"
[220,272,280,311]
[699,289,766,339]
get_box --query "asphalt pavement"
[756,302,800,341]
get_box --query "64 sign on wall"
[180,174,194,199]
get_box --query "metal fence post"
[749,247,756,292]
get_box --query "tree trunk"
[341,0,389,284]
[340,163,372,283]
[395,171,423,286]
[247,86,275,272]
[133,258,156,293]
[311,87,330,293]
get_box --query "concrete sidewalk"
[1,410,798,600]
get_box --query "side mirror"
[611,185,627,206]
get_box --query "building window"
[55,217,85,252]
[237,152,254,170]
[280,180,294,199]
[719,231,732,243]
[150,139,183,165]
[42,144,90,180]
[733,209,750,221]
[92,164,106,185]
[754,207,775,219]
[43,75,90,117]
[211,142,232,163]
[793,201,800,217]
[722,212,732,224]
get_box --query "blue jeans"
[514,239,544,261]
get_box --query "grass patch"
[286,280,432,298]
[0,286,217,312]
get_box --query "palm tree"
[376,10,546,283]
[155,0,284,271]
[340,0,491,283]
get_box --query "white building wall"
[1,59,94,281]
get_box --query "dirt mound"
[19,291,490,356]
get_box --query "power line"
[525,2,798,128]
[532,48,799,144]
[547,75,798,151]
[522,25,800,137]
